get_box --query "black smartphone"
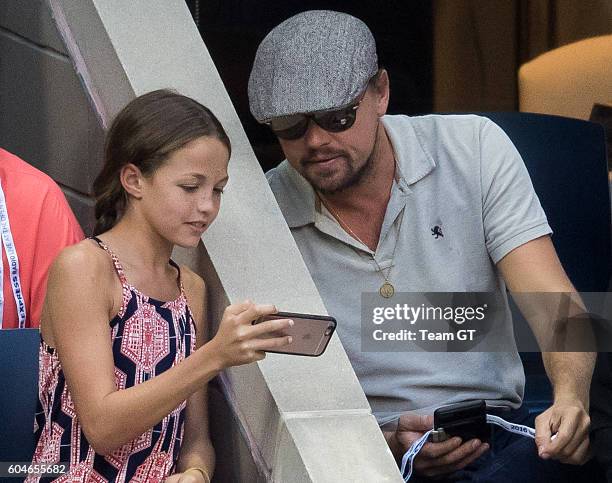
[432,400,490,443]
[252,311,336,357]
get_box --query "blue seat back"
[482,112,610,292]
[0,329,39,461]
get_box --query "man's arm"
[497,235,595,465]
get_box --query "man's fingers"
[398,413,433,432]
[538,411,583,458]
[535,411,556,456]
[418,438,462,459]
[422,442,490,477]
[560,437,591,465]
[553,427,587,460]
[550,416,589,462]
[421,440,485,469]
[458,442,490,468]
[416,439,477,473]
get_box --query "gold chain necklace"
[317,192,403,298]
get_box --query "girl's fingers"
[224,300,255,316]
[249,335,293,352]
[249,318,293,337]
[236,303,277,324]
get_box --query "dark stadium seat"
[0,329,39,463]
[482,112,611,414]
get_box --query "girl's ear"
[120,163,145,199]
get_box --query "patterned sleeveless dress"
[27,237,197,482]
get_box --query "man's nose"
[302,120,332,148]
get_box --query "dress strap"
[168,259,186,298]
[91,236,128,285]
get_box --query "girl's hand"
[207,301,293,369]
[164,470,207,482]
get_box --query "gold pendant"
[379,281,394,298]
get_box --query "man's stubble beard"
[310,123,381,195]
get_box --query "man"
[248,10,594,481]
[591,352,612,482]
[0,148,84,328]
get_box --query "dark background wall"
[186,0,433,172]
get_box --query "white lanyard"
[400,429,433,481]
[400,414,541,481]
[0,179,26,328]
[485,414,536,438]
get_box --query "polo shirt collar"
[280,160,317,228]
[381,115,436,186]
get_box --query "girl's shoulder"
[178,264,205,292]
[178,264,206,307]
[176,265,207,327]
[43,239,122,333]
[49,238,119,289]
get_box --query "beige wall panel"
[61,186,94,234]
[279,415,398,482]
[0,32,103,195]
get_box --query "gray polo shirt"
[267,114,552,425]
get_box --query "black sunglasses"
[265,91,366,140]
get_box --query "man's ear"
[374,69,390,117]
[120,163,145,199]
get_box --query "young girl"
[27,90,292,482]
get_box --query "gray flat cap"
[248,10,378,122]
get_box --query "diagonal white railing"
[40,1,402,480]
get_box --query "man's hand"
[384,413,489,478]
[535,398,591,465]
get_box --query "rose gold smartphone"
[252,311,337,356]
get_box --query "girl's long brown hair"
[92,89,231,236]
